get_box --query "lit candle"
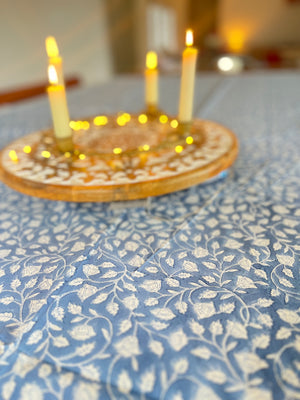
[178,29,198,123]
[47,65,73,152]
[145,51,158,110]
[45,36,64,85]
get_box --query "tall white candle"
[178,30,198,123]
[47,65,73,151]
[145,51,158,108]
[45,36,64,85]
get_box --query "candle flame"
[48,65,58,85]
[146,51,157,70]
[45,36,59,58]
[185,29,194,47]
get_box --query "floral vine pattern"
[0,74,299,399]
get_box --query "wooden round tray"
[0,114,238,202]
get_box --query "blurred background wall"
[218,0,300,52]
[0,0,112,91]
[1,0,300,92]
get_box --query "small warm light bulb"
[159,115,168,124]
[23,146,32,154]
[186,29,194,47]
[45,36,59,58]
[138,114,148,124]
[94,116,108,126]
[48,65,58,85]
[41,150,51,158]
[146,51,157,70]
[143,144,150,151]
[117,115,127,126]
[113,147,122,155]
[175,145,183,153]
[9,150,18,162]
[186,136,194,145]
[79,154,86,160]
[123,113,131,122]
[170,119,179,129]
[82,121,90,130]
[75,122,82,131]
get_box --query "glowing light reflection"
[48,65,58,85]
[146,51,158,70]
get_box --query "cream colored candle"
[145,51,158,108]
[47,65,73,152]
[45,36,64,85]
[178,30,198,123]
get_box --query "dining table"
[0,70,299,400]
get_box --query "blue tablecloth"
[0,72,299,400]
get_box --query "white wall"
[218,0,300,51]
[0,0,112,91]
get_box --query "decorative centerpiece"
[0,31,238,202]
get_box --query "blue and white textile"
[0,73,299,400]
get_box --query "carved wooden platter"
[0,115,238,202]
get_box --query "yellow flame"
[23,146,32,154]
[186,29,194,47]
[186,136,194,145]
[146,51,158,70]
[94,116,108,126]
[138,114,148,124]
[48,65,58,85]
[45,36,59,58]
[9,150,18,162]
